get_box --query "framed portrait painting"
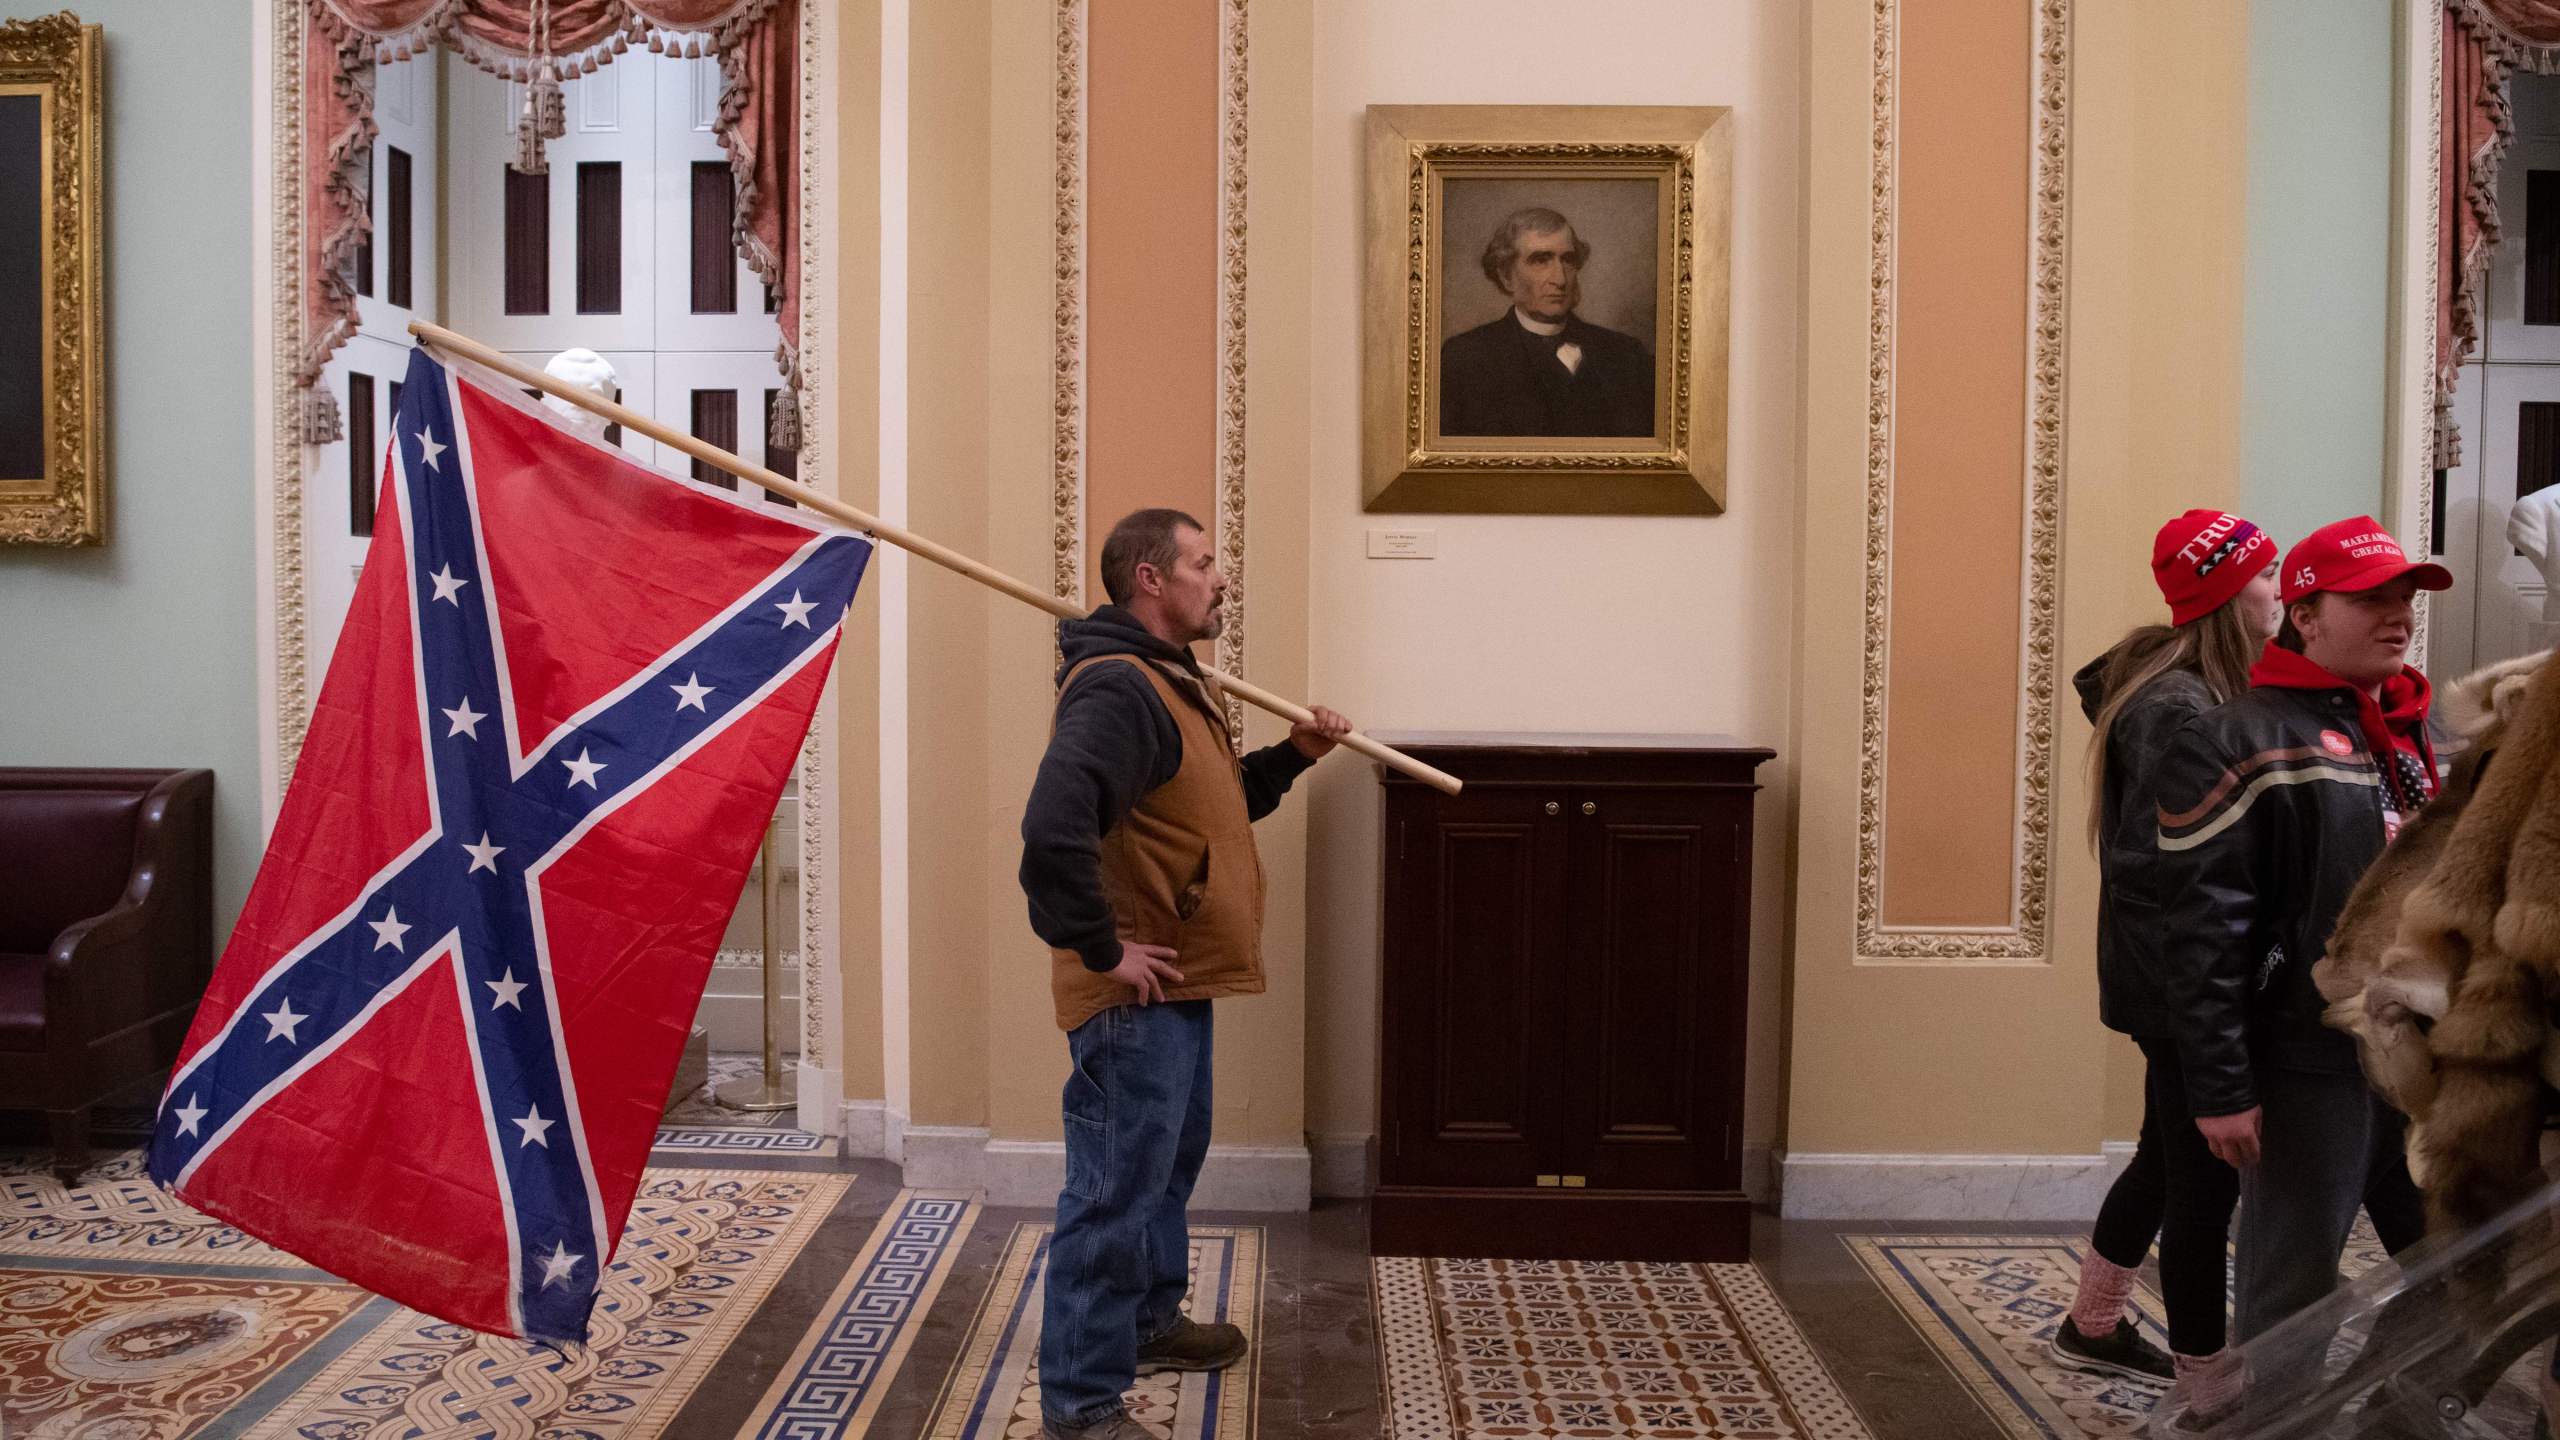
[1363,105,1731,515]
[0,13,103,547]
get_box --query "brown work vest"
[1049,655,1268,1031]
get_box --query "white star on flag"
[463,833,505,874]
[774,591,816,628]
[670,674,712,712]
[172,1095,207,1138]
[428,564,469,605]
[414,429,446,470]
[562,748,605,789]
[262,997,307,1044]
[442,698,486,740]
[539,1240,582,1289]
[367,906,411,953]
[485,968,527,1011]
[513,1104,555,1149]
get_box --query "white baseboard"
[1778,1149,2134,1221]
[842,1098,888,1157]
[1309,1132,1375,1198]
[791,1061,839,1140]
[897,1124,989,1188]
[894,1127,1312,1211]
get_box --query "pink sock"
[2174,1349,2244,1413]
[2068,1251,2136,1339]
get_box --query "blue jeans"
[2233,1066,2426,1342]
[1039,999,1214,1430]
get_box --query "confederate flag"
[147,345,869,1342]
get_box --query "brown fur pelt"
[2316,649,2559,1234]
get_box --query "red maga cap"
[2278,516,2451,605]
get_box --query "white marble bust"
[2508,488,2560,623]
[538,348,619,441]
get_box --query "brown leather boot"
[1134,1317,1248,1374]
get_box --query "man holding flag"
[149,342,868,1344]
[1020,506,1352,1440]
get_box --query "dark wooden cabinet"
[1371,735,1773,1262]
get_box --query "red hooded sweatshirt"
[2250,642,2437,838]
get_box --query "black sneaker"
[2049,1316,2173,1383]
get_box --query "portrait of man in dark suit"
[1437,207,1655,439]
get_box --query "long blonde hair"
[2084,602,2260,849]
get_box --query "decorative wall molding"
[1211,0,1250,739]
[1051,0,1087,619]
[794,0,831,1095]
[269,0,314,786]
[1854,0,2070,962]
[2411,0,2445,669]
[1051,0,1250,740]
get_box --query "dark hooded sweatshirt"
[1020,605,1315,972]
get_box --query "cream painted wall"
[900,0,996,1131]
[871,0,2280,1181]
[1787,0,2252,1157]
[829,0,888,1115]
[1295,0,1805,1158]
[894,0,1312,1154]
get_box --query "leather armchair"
[0,768,214,1185]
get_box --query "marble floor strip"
[737,1188,983,1438]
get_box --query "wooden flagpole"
[407,320,1463,796]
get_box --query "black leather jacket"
[2075,657,2218,1039]
[2152,676,2431,1118]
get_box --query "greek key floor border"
[653,1125,838,1155]
[738,1187,983,1438]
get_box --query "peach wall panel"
[1083,0,1221,599]
[1878,0,2032,929]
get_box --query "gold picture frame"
[1363,104,1730,516]
[0,12,103,547]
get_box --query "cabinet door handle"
[1544,801,1560,816]
[1581,801,1597,816]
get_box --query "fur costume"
[2318,650,2560,1234]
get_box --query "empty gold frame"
[0,13,103,547]
[1363,105,1731,516]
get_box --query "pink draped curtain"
[2440,0,2560,467]
[298,0,798,445]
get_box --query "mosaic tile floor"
[3,1131,2236,1440]
[233,1169,851,1439]
[0,1148,851,1440]
[1841,1218,2531,1440]
[1374,1255,1874,1440]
